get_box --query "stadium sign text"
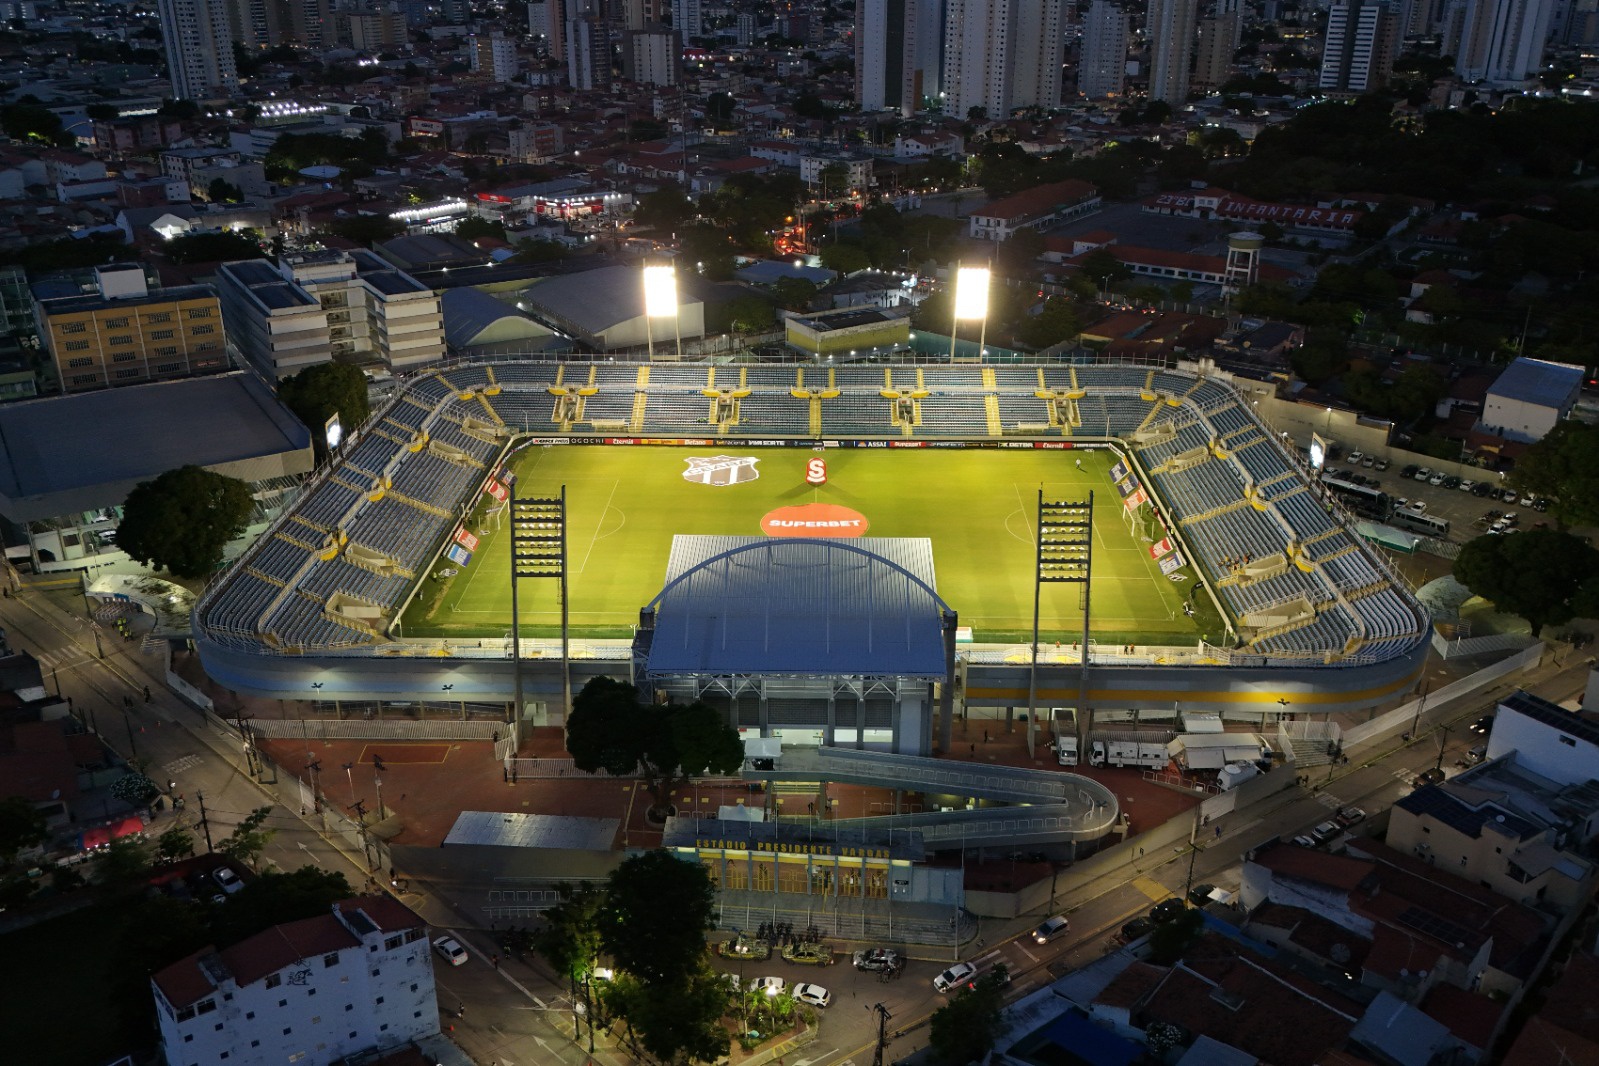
[761,504,869,538]
[695,837,890,859]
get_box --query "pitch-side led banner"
[1149,536,1173,559]
[1110,460,1129,482]
[482,478,508,502]
[1116,476,1141,498]
[1159,550,1185,575]
[454,527,479,552]
[1124,488,1148,509]
[445,544,473,567]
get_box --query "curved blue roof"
[644,536,950,678]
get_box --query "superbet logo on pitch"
[805,458,827,485]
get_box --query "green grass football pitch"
[402,445,1210,645]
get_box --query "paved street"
[6,578,1589,1066]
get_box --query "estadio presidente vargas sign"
[695,837,891,859]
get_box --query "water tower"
[1223,231,1265,295]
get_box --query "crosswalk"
[164,754,203,777]
[1312,792,1342,811]
[32,647,93,673]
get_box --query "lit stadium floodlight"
[952,266,991,321]
[949,264,993,361]
[643,265,678,318]
[642,264,681,359]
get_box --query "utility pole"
[196,790,215,853]
[867,1002,892,1066]
[350,799,375,872]
[121,704,138,761]
[306,758,322,814]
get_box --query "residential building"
[942,0,1064,118]
[1078,0,1130,98]
[217,251,444,378]
[1477,359,1583,443]
[92,115,186,157]
[736,12,757,44]
[343,7,409,49]
[566,14,612,90]
[678,0,703,38]
[1319,0,1401,94]
[158,0,240,100]
[162,147,245,189]
[1147,0,1199,103]
[800,153,874,194]
[33,265,228,393]
[968,179,1101,240]
[528,0,564,55]
[472,31,519,82]
[1448,0,1555,85]
[856,0,942,116]
[625,28,681,86]
[1192,6,1241,92]
[151,897,438,1066]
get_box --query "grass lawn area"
[1,900,135,1065]
[403,445,1213,645]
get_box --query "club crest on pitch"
[682,455,761,487]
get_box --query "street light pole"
[868,1002,893,1066]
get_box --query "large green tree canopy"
[1453,529,1599,636]
[117,466,254,578]
[277,362,372,460]
[1509,421,1599,531]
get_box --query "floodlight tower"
[1027,491,1094,759]
[948,264,991,361]
[643,263,681,359]
[509,486,570,728]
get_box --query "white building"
[855,0,942,116]
[942,0,1064,118]
[472,31,520,82]
[1319,0,1401,93]
[157,0,239,100]
[800,153,874,193]
[1479,357,1584,443]
[1078,0,1130,98]
[1147,0,1199,103]
[217,250,445,378]
[1448,0,1555,84]
[152,896,438,1066]
[626,28,681,86]
[1487,690,1599,783]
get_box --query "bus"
[1389,510,1450,539]
[1321,476,1390,520]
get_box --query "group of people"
[1223,553,1253,572]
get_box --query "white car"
[433,936,469,967]
[1428,471,1447,486]
[933,961,977,994]
[1458,479,1476,493]
[1346,451,1365,465]
[1404,500,1426,514]
[751,976,786,996]
[793,983,831,1008]
[212,867,244,894]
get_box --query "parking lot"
[1324,451,1547,543]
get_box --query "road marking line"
[1131,876,1167,901]
[1015,944,1039,963]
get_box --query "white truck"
[1217,763,1260,790]
[1056,735,1080,766]
[1167,733,1270,772]
[1089,733,1171,769]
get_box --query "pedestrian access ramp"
[754,747,1120,848]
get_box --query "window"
[64,340,89,351]
[147,312,172,324]
[196,1000,216,1015]
[375,997,384,1005]
[114,352,137,363]
[214,1023,223,1031]
[265,975,282,989]
[404,928,425,943]
[384,935,403,950]
[69,374,97,386]
[115,368,140,379]
[413,1010,422,1018]
[278,999,287,1007]
[109,335,133,346]
[323,952,339,968]
[192,324,215,335]
[105,317,129,328]
[182,1035,193,1044]
[344,1004,353,1012]
[380,1024,389,1032]
[151,329,174,340]
[67,357,93,368]
[156,362,181,373]
[1560,736,1576,747]
[307,988,316,997]
[245,1012,254,1020]
[250,1041,259,1048]
[219,1054,229,1061]
[59,321,86,334]
[185,307,214,319]
[155,347,178,358]
[283,1027,292,1035]
[410,984,418,992]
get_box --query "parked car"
[751,976,787,996]
[1414,467,1432,482]
[794,983,832,1008]
[1412,767,1446,790]
[213,867,244,895]
[433,936,469,967]
[1292,834,1318,847]
[1361,455,1376,468]
[1336,806,1366,826]
[1404,499,1427,513]
[1471,714,1495,735]
[1401,464,1420,479]
[1312,820,1343,843]
[1346,451,1365,465]
[1120,917,1154,941]
[1458,479,1476,493]
[853,948,902,972]
[1032,915,1070,944]
[933,962,977,993]
[1501,488,1520,503]
[1534,496,1552,512]
[1471,482,1494,497]
[1187,883,1217,906]
[1428,471,1447,486]
[1150,898,1186,924]
[1443,475,1461,489]
[1374,458,1390,472]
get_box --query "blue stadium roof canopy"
[645,536,950,678]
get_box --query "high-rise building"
[1078,0,1129,97]
[342,7,408,49]
[158,0,240,100]
[736,12,757,44]
[1318,0,1400,92]
[566,13,613,89]
[942,0,1064,119]
[856,0,908,111]
[1192,2,1240,92]
[625,27,681,85]
[678,0,704,38]
[472,31,520,81]
[1447,0,1554,84]
[529,0,565,57]
[1146,0,1198,103]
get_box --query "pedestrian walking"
[492,954,499,969]
[143,686,152,702]
[970,743,976,757]
[983,729,990,743]
[1215,825,1222,839]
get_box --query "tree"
[163,230,264,263]
[277,363,372,462]
[818,241,871,275]
[0,102,70,145]
[118,466,254,579]
[601,850,717,985]
[1453,530,1599,637]
[724,294,776,333]
[217,806,276,869]
[1078,248,1130,293]
[1510,421,1599,530]
[770,276,818,312]
[455,216,507,242]
[1017,296,1081,351]
[209,866,352,946]
[602,968,731,1065]
[705,92,735,126]
[566,677,745,817]
[110,771,159,808]
[929,966,1009,1063]
[632,184,695,232]
[206,177,244,203]
[535,882,605,986]
[0,796,47,862]
[156,825,195,864]
[321,215,404,246]
[94,834,153,887]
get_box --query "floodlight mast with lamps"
[948,265,991,362]
[643,264,681,359]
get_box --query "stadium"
[194,358,1432,745]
